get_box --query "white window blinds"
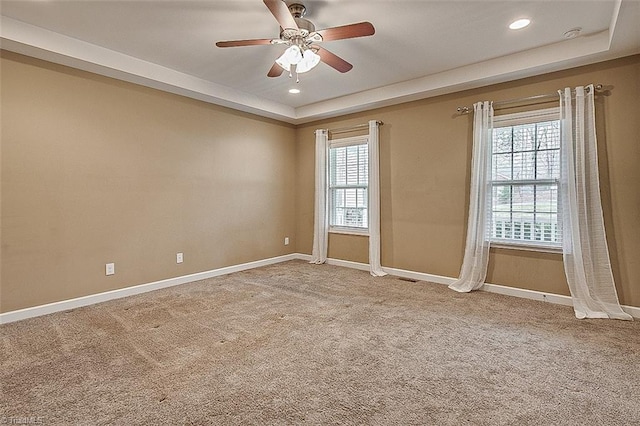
[491,108,561,248]
[329,137,369,231]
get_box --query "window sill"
[329,227,369,237]
[490,241,562,254]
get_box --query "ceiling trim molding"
[608,0,623,46]
[0,17,297,123]
[294,30,614,123]
[1,2,636,125]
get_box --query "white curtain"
[368,120,387,276]
[559,86,631,320]
[310,129,328,264]
[449,101,494,293]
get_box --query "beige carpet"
[1,260,639,425]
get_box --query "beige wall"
[1,52,297,313]
[296,55,640,307]
[2,51,639,314]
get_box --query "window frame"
[490,107,562,252]
[328,135,370,236]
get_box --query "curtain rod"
[455,84,604,114]
[316,121,383,135]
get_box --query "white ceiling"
[2,0,639,124]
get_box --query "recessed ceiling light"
[289,88,300,94]
[509,18,531,30]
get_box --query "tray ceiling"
[2,0,639,124]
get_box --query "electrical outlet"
[106,263,115,276]
[176,252,184,264]
[284,237,290,246]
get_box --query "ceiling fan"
[216,0,375,81]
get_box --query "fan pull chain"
[287,70,300,83]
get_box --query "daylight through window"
[491,108,561,247]
[329,136,369,232]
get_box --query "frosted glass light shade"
[296,49,321,73]
[276,46,318,72]
[275,55,291,72]
[285,45,302,64]
[276,45,302,71]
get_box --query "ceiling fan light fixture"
[216,1,375,78]
[275,56,291,72]
[284,45,302,64]
[276,45,305,72]
[296,49,320,73]
[276,46,319,75]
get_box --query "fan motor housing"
[287,3,306,18]
[280,5,315,40]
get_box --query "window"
[491,108,561,249]
[329,136,369,234]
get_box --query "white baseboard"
[328,258,370,272]
[0,253,300,324]
[480,282,572,307]
[295,254,371,272]
[382,266,455,286]
[295,255,640,319]
[2,252,638,323]
[481,282,640,318]
[620,304,640,318]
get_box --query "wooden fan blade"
[216,39,274,48]
[315,47,353,73]
[267,62,284,77]
[263,0,298,30]
[314,22,375,42]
